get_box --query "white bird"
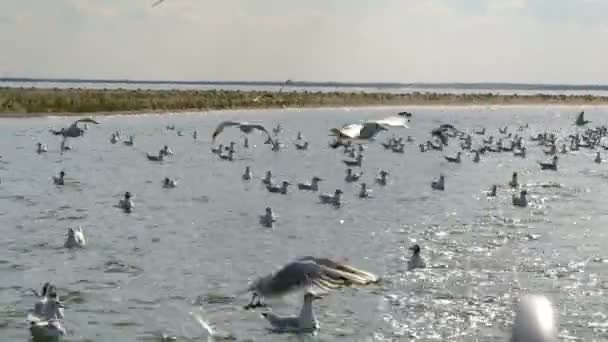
[261,293,321,333]
[53,171,65,185]
[242,166,253,180]
[244,256,379,309]
[267,181,290,194]
[445,152,462,163]
[110,133,119,144]
[262,171,273,186]
[212,121,272,144]
[146,151,164,162]
[511,295,557,342]
[160,145,173,156]
[64,226,86,248]
[345,168,363,182]
[319,189,343,207]
[371,116,410,128]
[259,207,277,228]
[407,244,426,270]
[295,141,309,150]
[330,123,387,141]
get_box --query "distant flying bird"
[151,0,166,7]
[330,123,387,141]
[211,121,272,144]
[575,111,590,126]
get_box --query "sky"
[1,0,607,84]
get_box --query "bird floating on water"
[118,192,134,213]
[36,143,47,154]
[595,152,602,164]
[267,181,290,194]
[259,207,277,228]
[343,154,363,167]
[358,183,371,198]
[64,226,86,248]
[539,155,558,171]
[445,151,462,163]
[509,172,519,188]
[123,136,134,146]
[146,150,164,162]
[375,170,389,186]
[487,185,497,197]
[319,189,343,207]
[431,175,445,191]
[53,171,65,185]
[512,190,528,207]
[242,166,253,181]
[345,168,363,182]
[163,177,178,188]
[261,292,322,333]
[298,177,322,191]
[28,283,66,340]
[407,244,426,270]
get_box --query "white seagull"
[212,121,272,144]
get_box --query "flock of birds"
[17,110,602,341]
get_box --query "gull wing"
[75,118,99,125]
[371,116,409,128]
[151,0,166,7]
[331,124,363,139]
[298,257,380,285]
[212,121,242,143]
[359,122,385,140]
[247,124,272,139]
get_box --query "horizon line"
[2,77,608,91]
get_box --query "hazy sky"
[1,0,607,83]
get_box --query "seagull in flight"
[211,121,272,144]
[243,256,379,309]
[50,118,99,153]
[151,0,167,7]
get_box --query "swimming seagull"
[162,177,178,188]
[509,172,519,188]
[445,152,462,163]
[160,145,173,156]
[243,166,253,180]
[407,244,426,270]
[261,293,322,333]
[487,185,497,197]
[358,183,371,198]
[259,207,277,228]
[298,177,322,191]
[262,171,273,186]
[244,256,379,309]
[345,168,363,182]
[539,156,558,171]
[64,226,86,248]
[511,295,557,342]
[267,181,290,194]
[431,175,445,191]
[28,283,66,339]
[319,189,343,207]
[36,143,48,154]
[512,190,528,207]
[50,118,99,154]
[595,152,602,164]
[123,136,134,146]
[343,154,363,167]
[53,171,65,185]
[295,141,309,150]
[375,170,389,186]
[211,121,272,144]
[146,150,164,162]
[118,192,134,213]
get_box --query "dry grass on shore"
[1,87,607,117]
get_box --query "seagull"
[375,170,389,186]
[53,171,65,185]
[64,226,86,248]
[345,168,363,182]
[298,177,322,191]
[575,111,590,126]
[162,177,178,188]
[295,141,309,150]
[358,183,371,198]
[539,156,558,171]
[243,166,253,181]
[595,152,602,164]
[512,190,528,207]
[511,295,557,342]
[123,136,134,146]
[146,151,164,162]
[343,154,363,167]
[118,192,134,213]
[244,256,379,309]
[431,124,456,146]
[487,185,497,197]
[152,0,167,8]
[261,293,321,333]
[212,121,272,144]
[50,118,99,153]
[444,152,462,163]
[319,189,343,207]
[28,283,66,339]
[472,150,480,163]
[267,181,290,194]
[431,175,445,191]
[259,207,277,228]
[262,171,273,186]
[36,143,48,154]
[509,172,519,188]
[329,123,387,141]
[407,244,426,270]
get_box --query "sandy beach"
[1,87,607,117]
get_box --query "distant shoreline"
[1,87,608,117]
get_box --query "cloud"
[0,0,606,83]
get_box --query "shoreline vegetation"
[1,87,608,117]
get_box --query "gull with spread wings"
[212,121,273,144]
[243,256,379,309]
[50,118,99,153]
[330,115,409,142]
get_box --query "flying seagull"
[50,118,99,153]
[151,0,166,7]
[575,111,590,126]
[211,121,272,144]
[243,256,379,309]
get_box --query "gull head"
[409,244,421,254]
